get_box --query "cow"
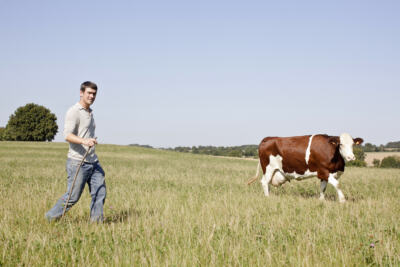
[247,133,363,202]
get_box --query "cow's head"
[329,133,364,161]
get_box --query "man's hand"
[82,138,98,147]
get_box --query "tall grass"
[1,142,399,266]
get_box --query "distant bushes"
[129,144,154,149]
[347,160,367,167]
[164,145,258,158]
[372,159,380,168]
[379,156,400,168]
[128,144,259,158]
[385,141,400,149]
[362,142,400,152]
[370,156,400,168]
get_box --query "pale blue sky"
[0,0,399,147]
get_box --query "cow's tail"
[247,160,261,185]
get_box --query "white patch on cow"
[263,154,318,188]
[339,133,355,161]
[283,170,317,181]
[261,155,283,195]
[305,135,314,165]
[328,173,346,203]
[270,171,286,186]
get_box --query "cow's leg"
[260,165,274,196]
[319,180,327,200]
[328,174,346,203]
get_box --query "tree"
[385,141,400,149]
[192,146,199,154]
[353,146,365,161]
[363,143,377,152]
[228,150,241,157]
[372,159,380,168]
[4,103,58,141]
[0,127,5,141]
[380,156,400,168]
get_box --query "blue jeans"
[45,158,106,222]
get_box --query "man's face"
[80,88,97,107]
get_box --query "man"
[45,81,106,222]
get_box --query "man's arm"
[63,107,97,147]
[65,133,97,147]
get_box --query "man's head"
[80,81,98,108]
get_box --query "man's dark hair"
[80,81,98,92]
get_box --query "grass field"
[1,142,400,266]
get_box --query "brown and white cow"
[247,133,363,202]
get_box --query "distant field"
[1,142,400,266]
[365,152,400,166]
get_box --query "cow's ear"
[329,137,340,146]
[353,138,364,145]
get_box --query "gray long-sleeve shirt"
[63,102,98,163]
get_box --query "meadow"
[0,142,399,266]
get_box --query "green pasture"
[0,142,399,266]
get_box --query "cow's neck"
[331,147,345,170]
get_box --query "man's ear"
[329,136,340,146]
[353,138,364,145]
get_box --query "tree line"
[165,145,259,157]
[363,142,400,152]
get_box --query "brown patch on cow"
[328,136,340,146]
[307,135,344,180]
[278,136,310,174]
[258,137,278,173]
[258,135,310,175]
